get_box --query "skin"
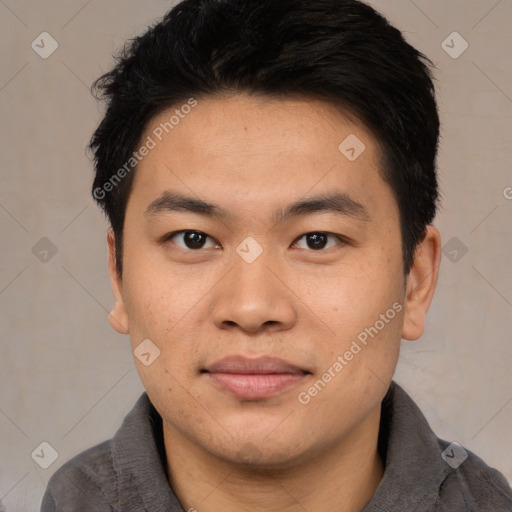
[107,94,441,511]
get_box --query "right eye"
[162,230,221,251]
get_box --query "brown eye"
[165,231,219,250]
[293,232,344,251]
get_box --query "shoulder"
[40,392,159,512]
[435,439,512,511]
[380,382,512,511]
[40,440,117,512]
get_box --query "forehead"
[144,94,374,157]
[128,94,394,221]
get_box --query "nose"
[211,247,297,334]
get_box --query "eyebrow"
[144,190,370,224]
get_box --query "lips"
[203,356,310,400]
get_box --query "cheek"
[321,257,402,322]
[309,255,404,373]
[121,249,198,333]
[121,263,211,380]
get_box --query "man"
[41,0,512,510]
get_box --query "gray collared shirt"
[40,381,512,511]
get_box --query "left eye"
[292,232,344,251]
[165,231,219,250]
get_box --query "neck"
[163,406,384,512]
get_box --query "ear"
[107,229,130,335]
[401,225,441,341]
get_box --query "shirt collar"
[363,381,451,511]
[112,392,184,511]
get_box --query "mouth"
[202,355,311,400]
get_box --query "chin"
[200,431,315,472]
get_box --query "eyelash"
[161,230,348,252]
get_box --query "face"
[108,94,438,468]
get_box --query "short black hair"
[89,0,440,277]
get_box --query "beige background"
[1,0,511,510]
